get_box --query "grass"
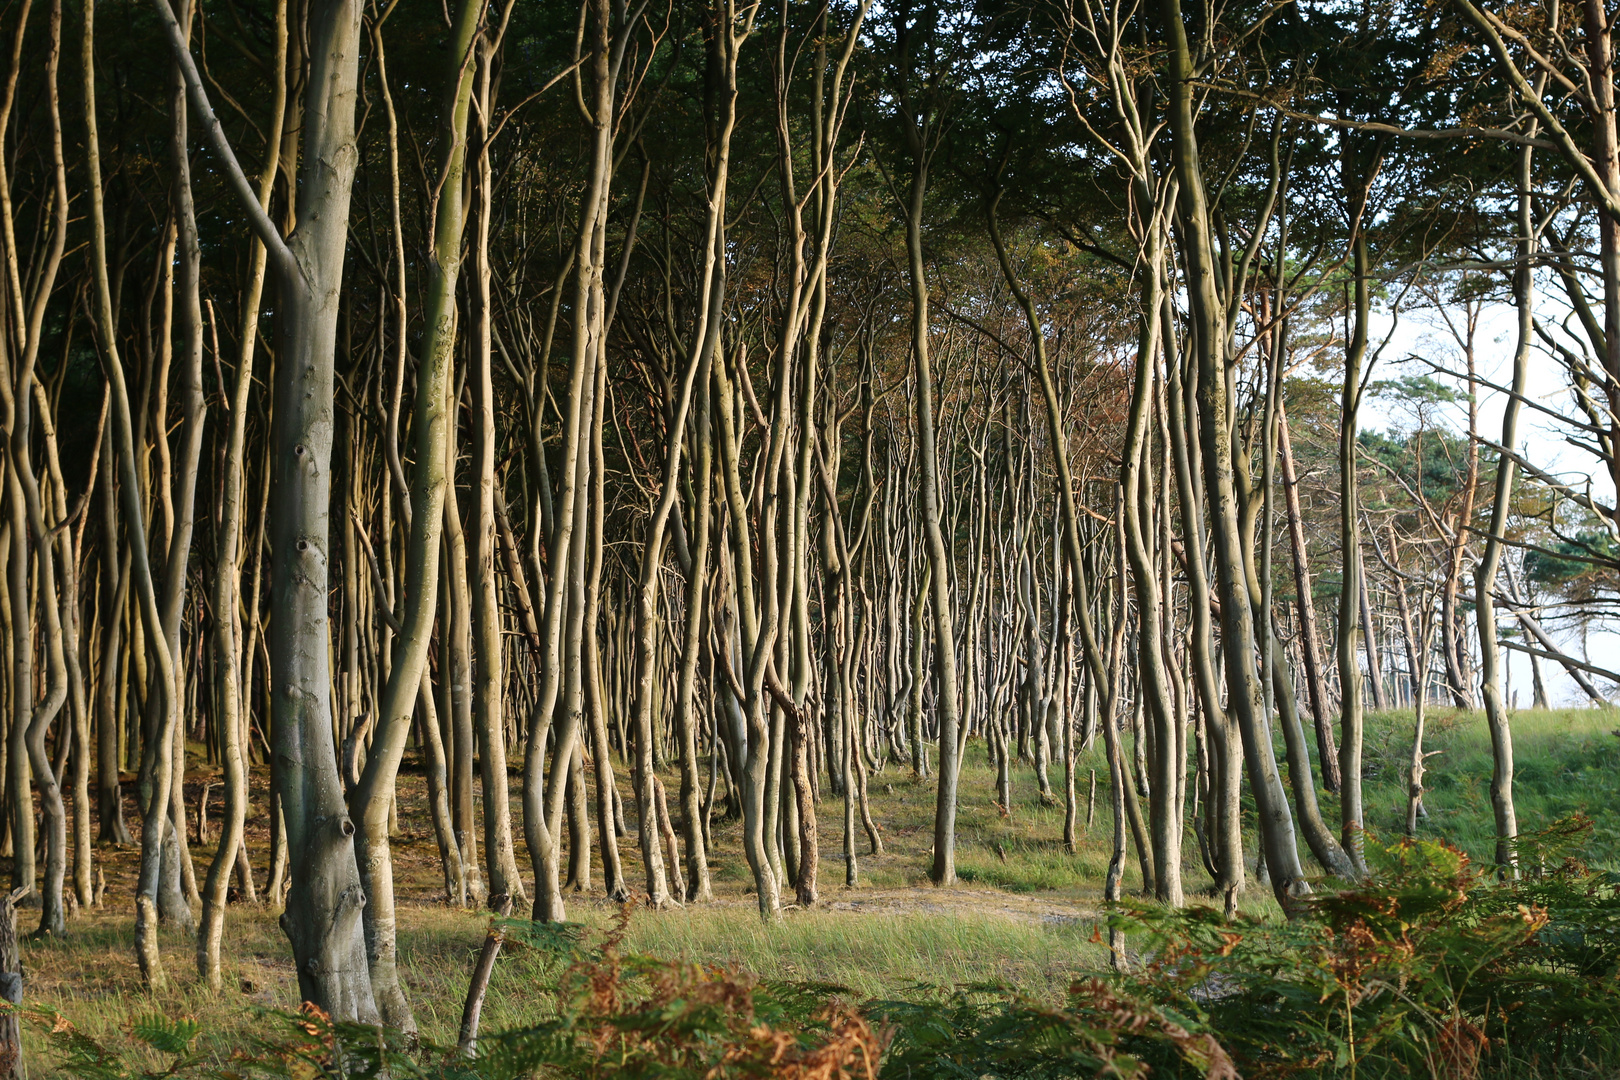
[1359,705,1620,867]
[15,705,1618,1074]
[619,905,1098,998]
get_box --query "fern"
[130,1014,202,1058]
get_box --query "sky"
[1358,292,1618,709]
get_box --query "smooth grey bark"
[153,0,379,1018]
[1277,404,1339,792]
[893,96,963,887]
[1475,132,1537,870]
[468,31,525,915]
[1157,0,1310,907]
[1118,236,1182,906]
[1337,228,1373,875]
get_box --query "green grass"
[1359,705,1620,867]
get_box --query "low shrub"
[1106,817,1620,1078]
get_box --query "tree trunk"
[1158,0,1310,906]
[900,142,963,888]
[1118,247,1183,906]
[198,0,284,990]
[1475,134,1536,871]
[1278,404,1339,792]
[155,0,386,1015]
[468,39,525,914]
[0,888,23,1078]
[672,371,714,902]
[1337,227,1374,876]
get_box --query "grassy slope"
[18,706,1617,1073]
[1358,706,1620,868]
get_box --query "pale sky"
[1359,293,1619,709]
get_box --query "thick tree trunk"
[145,0,385,1017]
[1158,0,1310,906]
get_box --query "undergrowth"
[27,819,1620,1079]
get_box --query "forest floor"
[14,705,1620,1073]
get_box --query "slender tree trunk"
[1163,312,1244,903]
[714,348,781,920]
[1360,569,1389,712]
[1,0,73,935]
[1338,227,1373,875]
[900,146,963,888]
[95,439,132,847]
[672,369,714,902]
[92,0,182,986]
[1278,404,1339,792]
[445,440,481,903]
[1118,241,1182,906]
[521,0,623,922]
[469,40,525,913]
[198,0,285,990]
[1475,133,1537,871]
[349,0,485,1030]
